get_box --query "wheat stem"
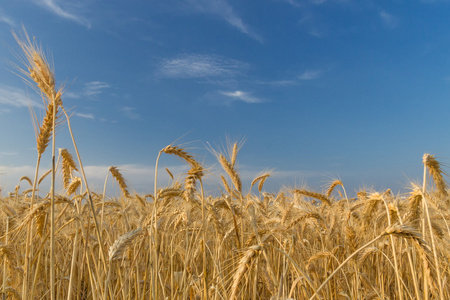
[49,84,56,300]
[60,106,107,271]
[422,157,429,300]
[311,233,384,299]
[421,190,444,299]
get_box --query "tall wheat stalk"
[422,154,445,299]
[60,105,107,270]
[13,28,61,300]
[13,29,109,299]
[1,218,9,300]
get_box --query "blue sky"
[0,0,449,196]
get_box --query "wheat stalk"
[13,28,62,300]
[309,224,427,300]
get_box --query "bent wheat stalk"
[105,227,144,297]
[60,105,107,271]
[309,225,425,300]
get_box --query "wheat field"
[1,29,450,300]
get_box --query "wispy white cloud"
[0,9,16,27]
[184,0,262,42]
[0,163,187,194]
[379,10,398,29]
[0,108,12,115]
[32,0,91,28]
[297,10,327,38]
[0,165,37,190]
[0,152,18,156]
[283,0,302,8]
[0,85,42,109]
[75,112,94,119]
[261,79,298,86]
[255,69,323,86]
[159,54,246,79]
[219,90,264,104]
[298,70,322,80]
[84,81,111,96]
[121,107,140,120]
[64,91,81,99]
[65,81,111,99]
[0,162,332,195]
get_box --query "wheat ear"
[250,173,271,194]
[19,176,33,187]
[293,189,331,206]
[59,148,78,189]
[161,145,199,168]
[109,166,130,198]
[326,179,343,198]
[230,244,262,300]
[67,177,82,196]
[184,165,204,202]
[423,153,448,197]
[165,167,174,180]
[219,154,242,194]
[108,228,143,261]
[230,142,238,167]
[105,228,142,297]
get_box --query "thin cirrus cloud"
[158,54,246,79]
[121,106,140,120]
[64,81,110,120]
[32,0,91,28]
[298,70,322,80]
[379,10,398,29]
[256,69,323,86]
[0,85,43,109]
[0,9,16,27]
[283,0,302,8]
[65,81,111,99]
[84,81,111,96]
[219,90,263,104]
[75,113,94,120]
[184,0,263,42]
